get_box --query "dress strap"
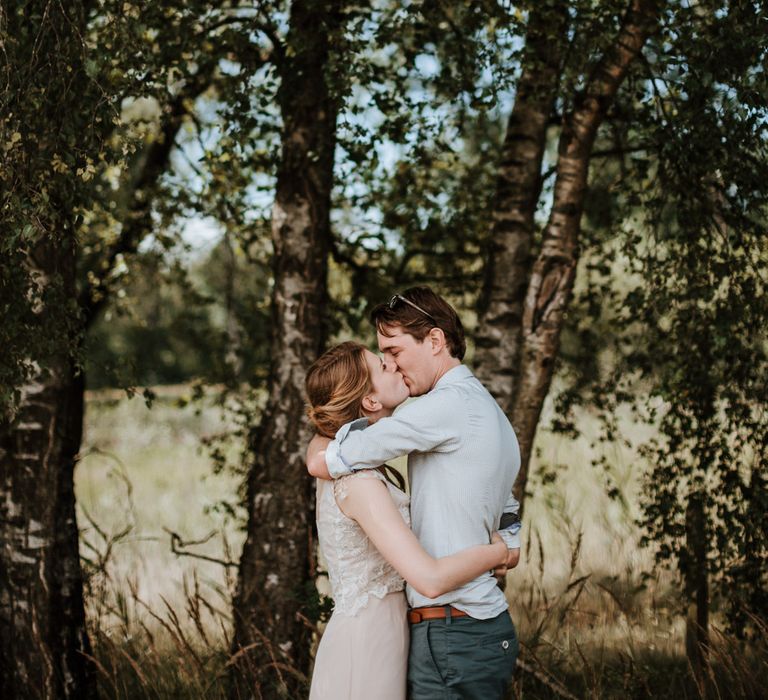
[379,464,406,492]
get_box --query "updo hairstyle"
[306,341,372,438]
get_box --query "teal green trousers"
[407,610,518,699]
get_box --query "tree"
[476,0,659,513]
[0,2,238,694]
[0,2,102,695]
[617,4,768,682]
[230,1,345,695]
[474,0,570,473]
[507,0,768,684]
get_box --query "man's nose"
[382,359,398,373]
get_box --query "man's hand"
[306,434,332,479]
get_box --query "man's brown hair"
[370,286,466,360]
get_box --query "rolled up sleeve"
[325,418,369,479]
[499,494,522,549]
[323,394,455,479]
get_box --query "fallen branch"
[516,644,579,700]
[164,527,239,569]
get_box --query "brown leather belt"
[408,605,469,624]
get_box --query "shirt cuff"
[325,418,369,479]
[499,526,521,550]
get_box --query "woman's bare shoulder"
[333,470,388,507]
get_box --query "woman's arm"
[337,475,507,599]
[306,435,332,480]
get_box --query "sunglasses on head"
[388,294,437,325]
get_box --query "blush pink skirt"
[309,591,409,700]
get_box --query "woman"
[305,341,507,700]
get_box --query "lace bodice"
[316,469,410,616]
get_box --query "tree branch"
[79,41,270,329]
[517,645,579,700]
[79,73,209,328]
[541,144,653,182]
[164,527,239,569]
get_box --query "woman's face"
[363,349,410,412]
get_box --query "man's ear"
[429,327,447,355]
[361,394,380,412]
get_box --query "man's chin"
[403,378,423,397]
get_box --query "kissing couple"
[305,286,522,700]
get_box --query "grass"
[76,386,766,698]
[77,386,243,697]
[78,386,242,624]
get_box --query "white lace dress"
[309,470,410,700]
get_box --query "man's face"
[377,325,436,397]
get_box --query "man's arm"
[325,394,455,479]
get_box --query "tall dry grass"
[503,404,768,699]
[76,387,766,698]
[78,387,244,697]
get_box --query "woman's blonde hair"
[305,341,372,438]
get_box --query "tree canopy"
[2,1,766,696]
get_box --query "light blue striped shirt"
[325,364,521,618]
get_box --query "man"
[308,286,522,699]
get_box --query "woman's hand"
[491,531,513,578]
[340,477,514,598]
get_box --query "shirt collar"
[334,417,369,442]
[433,364,472,390]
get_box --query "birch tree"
[475,0,660,511]
[1,2,242,695]
[230,1,345,695]
[474,0,570,437]
[1,3,102,695]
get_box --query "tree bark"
[684,489,710,695]
[489,0,658,510]
[0,2,99,696]
[474,2,569,414]
[230,2,341,696]
[0,242,98,698]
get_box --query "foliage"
[32,0,763,643]
[85,236,272,389]
[4,0,767,688]
[552,1,768,637]
[0,0,235,409]
[1,1,103,408]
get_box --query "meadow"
[75,386,766,699]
